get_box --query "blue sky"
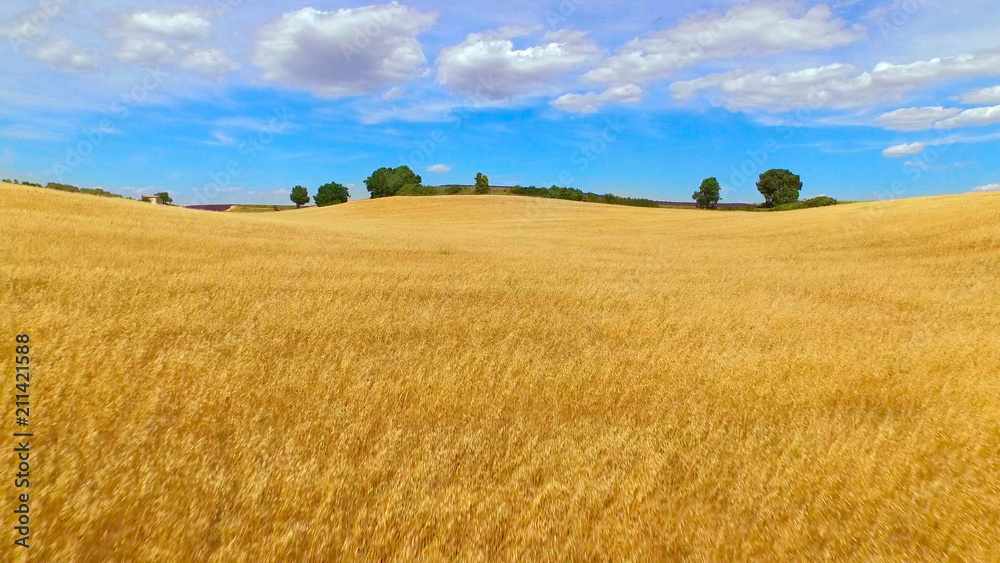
[2,0,999,204]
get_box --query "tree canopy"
[289,185,310,207]
[693,177,721,209]
[364,166,422,198]
[756,169,802,207]
[474,172,490,194]
[155,192,173,204]
[314,182,349,207]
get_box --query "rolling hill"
[2,182,999,559]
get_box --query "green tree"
[756,169,802,207]
[364,165,422,198]
[155,192,173,204]
[474,172,490,194]
[692,177,721,209]
[314,182,349,207]
[289,185,310,208]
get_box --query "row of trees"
[4,178,132,199]
[692,169,803,209]
[363,167,490,198]
[290,166,806,211]
[288,165,459,208]
[289,183,350,207]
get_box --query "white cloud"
[120,11,211,41]
[972,183,1000,192]
[673,49,1000,111]
[31,38,100,71]
[113,11,214,67]
[116,36,175,65]
[359,100,462,124]
[0,125,65,141]
[876,104,1000,130]
[881,130,1000,159]
[1,20,47,43]
[381,86,405,101]
[254,4,436,98]
[962,86,1000,105]
[437,26,601,100]
[179,49,240,76]
[875,107,962,131]
[210,131,236,146]
[584,2,864,85]
[551,84,644,114]
[936,105,1000,129]
[883,142,925,157]
[426,164,451,173]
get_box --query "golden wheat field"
[1,181,999,560]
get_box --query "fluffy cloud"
[551,84,644,114]
[673,49,1000,111]
[584,2,863,85]
[962,86,1000,105]
[31,38,100,71]
[875,107,962,131]
[1,20,47,44]
[437,26,601,100]
[113,10,236,76]
[116,36,176,65]
[972,183,1000,192]
[179,49,241,76]
[882,142,925,157]
[254,4,436,98]
[881,131,1000,159]
[114,11,211,65]
[876,104,1000,130]
[120,11,211,41]
[426,164,451,173]
[936,105,1000,129]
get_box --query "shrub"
[396,184,439,196]
[81,188,123,198]
[802,196,838,208]
[511,185,660,208]
[47,182,81,193]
